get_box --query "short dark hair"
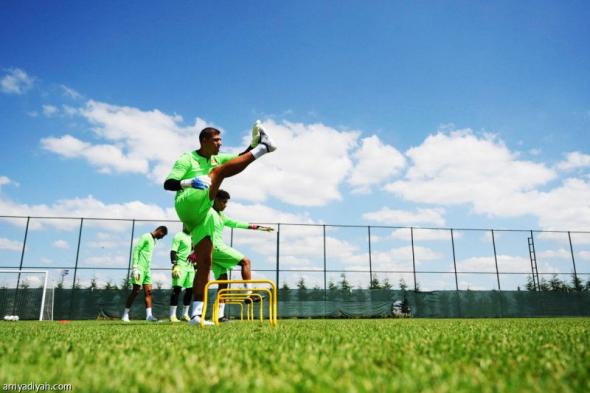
[199,127,221,143]
[216,189,230,200]
[155,225,168,235]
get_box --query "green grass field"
[1,319,589,392]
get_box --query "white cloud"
[60,84,82,99]
[537,248,571,259]
[223,120,359,206]
[42,105,58,117]
[0,237,21,251]
[363,207,446,226]
[556,152,590,171]
[0,68,34,95]
[384,129,590,230]
[41,134,149,174]
[347,135,405,193]
[42,102,392,207]
[456,254,559,274]
[43,100,209,182]
[0,192,177,231]
[0,176,13,187]
[391,228,459,241]
[52,240,70,249]
[386,130,556,214]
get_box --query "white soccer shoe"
[259,128,277,152]
[250,120,262,148]
[189,315,214,326]
[122,315,130,323]
[146,315,159,322]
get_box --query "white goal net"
[0,270,52,321]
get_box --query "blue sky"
[1,1,589,290]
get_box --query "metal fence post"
[323,225,327,317]
[568,231,578,288]
[368,226,373,288]
[411,227,417,291]
[530,231,540,289]
[71,218,84,290]
[69,218,84,319]
[125,219,136,286]
[276,223,280,318]
[451,229,459,291]
[12,217,30,314]
[491,230,501,290]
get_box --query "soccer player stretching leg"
[163,121,276,324]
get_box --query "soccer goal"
[0,270,52,321]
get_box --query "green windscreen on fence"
[3,288,590,320]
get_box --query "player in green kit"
[163,121,276,325]
[169,226,195,322]
[210,189,273,322]
[122,225,168,322]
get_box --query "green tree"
[525,275,536,291]
[399,278,408,291]
[369,276,381,289]
[88,276,98,290]
[382,278,392,290]
[570,274,583,292]
[296,278,307,290]
[548,275,565,292]
[339,274,352,293]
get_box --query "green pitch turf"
[1,319,589,392]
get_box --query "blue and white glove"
[180,175,211,190]
[132,266,141,281]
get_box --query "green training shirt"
[166,151,236,198]
[171,231,192,268]
[132,233,156,269]
[212,210,249,247]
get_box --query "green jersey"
[132,233,156,269]
[171,231,192,268]
[166,151,237,199]
[212,210,249,247]
[166,151,237,233]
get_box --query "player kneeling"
[207,189,273,323]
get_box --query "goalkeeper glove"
[180,175,211,190]
[132,266,141,281]
[249,224,274,232]
[172,264,181,279]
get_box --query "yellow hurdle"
[215,291,265,323]
[201,279,278,327]
[223,301,245,320]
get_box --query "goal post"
[0,270,49,321]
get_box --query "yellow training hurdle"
[215,290,265,324]
[202,279,278,327]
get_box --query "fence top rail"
[1,214,589,234]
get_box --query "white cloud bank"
[1,68,34,95]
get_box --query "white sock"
[218,303,225,317]
[169,306,177,318]
[251,144,267,159]
[183,305,190,317]
[191,301,204,318]
[123,308,130,317]
[146,307,153,318]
